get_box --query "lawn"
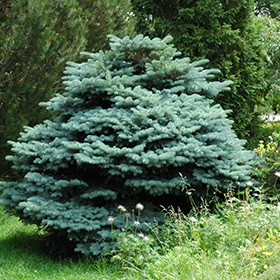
[0,205,140,280]
[2,191,280,280]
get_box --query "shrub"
[0,34,256,255]
[254,132,280,196]
[259,121,280,142]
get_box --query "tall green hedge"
[131,0,268,147]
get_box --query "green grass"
[0,206,140,280]
[2,193,280,280]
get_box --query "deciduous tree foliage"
[255,15,280,113]
[131,0,268,147]
[255,0,280,18]
[0,34,255,255]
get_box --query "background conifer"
[0,0,135,180]
[131,0,267,147]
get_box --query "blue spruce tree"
[0,34,255,255]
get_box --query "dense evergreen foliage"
[0,0,135,180]
[131,0,268,147]
[0,35,256,255]
[76,0,135,53]
[0,0,86,179]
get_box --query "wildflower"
[189,217,198,223]
[135,203,144,211]
[108,216,115,223]
[134,221,140,226]
[262,251,273,257]
[269,135,273,141]
[118,205,126,212]
[246,181,253,187]
[275,172,280,178]
[125,212,131,218]
[138,233,145,238]
[143,236,149,242]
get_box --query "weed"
[254,132,280,196]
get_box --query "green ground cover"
[0,205,140,280]
[2,190,280,280]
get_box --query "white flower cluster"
[138,233,149,242]
[135,203,144,211]
[118,205,127,212]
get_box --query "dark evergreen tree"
[0,0,87,179]
[131,0,268,148]
[0,35,255,255]
[0,0,135,180]
[77,0,135,53]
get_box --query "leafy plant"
[111,232,160,270]
[129,190,280,279]
[3,189,280,279]
[259,121,280,142]
[255,15,280,114]
[253,132,280,196]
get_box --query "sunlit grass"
[0,205,140,280]
[2,190,280,280]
